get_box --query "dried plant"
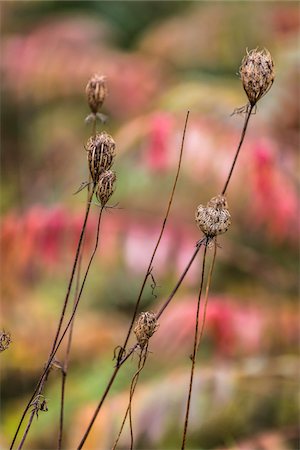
[0,330,11,352]
[10,74,117,450]
[10,47,275,450]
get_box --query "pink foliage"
[143,113,174,171]
[153,296,298,357]
[250,141,298,242]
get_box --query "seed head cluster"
[96,170,116,207]
[134,312,159,349]
[195,195,231,237]
[240,48,274,106]
[86,132,116,184]
[0,330,11,352]
[84,76,117,206]
[86,74,107,114]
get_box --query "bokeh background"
[1,1,299,449]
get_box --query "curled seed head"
[86,74,107,113]
[240,48,274,106]
[96,170,116,206]
[134,312,159,349]
[195,195,231,237]
[0,330,11,352]
[86,132,116,184]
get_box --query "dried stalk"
[181,240,208,450]
[111,345,148,450]
[11,187,95,450]
[197,238,217,353]
[116,110,190,364]
[58,117,97,450]
[77,112,192,448]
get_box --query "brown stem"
[58,240,84,450]
[117,111,190,363]
[11,187,95,450]
[16,204,103,450]
[112,347,148,450]
[196,238,217,353]
[181,240,208,450]
[221,105,253,196]
[58,110,96,448]
[77,239,204,450]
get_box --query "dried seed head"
[96,170,116,206]
[0,330,11,352]
[240,48,274,106]
[86,132,116,184]
[195,195,231,237]
[134,312,159,349]
[86,74,107,113]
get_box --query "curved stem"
[221,105,253,196]
[58,112,96,448]
[17,204,103,450]
[196,238,217,353]
[77,239,204,450]
[181,240,208,450]
[117,111,190,363]
[11,187,95,450]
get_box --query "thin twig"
[77,240,205,450]
[16,205,104,450]
[58,245,83,450]
[196,238,217,353]
[111,346,148,450]
[11,187,95,450]
[117,111,190,364]
[58,120,97,449]
[221,105,253,196]
[181,239,208,450]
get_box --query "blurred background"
[1,1,299,449]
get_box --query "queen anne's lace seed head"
[240,48,274,106]
[195,195,231,237]
[86,132,116,184]
[134,312,159,349]
[0,330,11,352]
[86,74,107,114]
[96,170,116,206]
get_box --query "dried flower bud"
[195,195,231,237]
[240,48,274,106]
[86,74,107,113]
[96,170,116,206]
[134,312,159,349]
[86,132,116,184]
[0,330,11,352]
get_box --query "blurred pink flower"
[143,113,174,171]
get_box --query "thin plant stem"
[111,346,148,450]
[77,240,205,450]
[58,247,83,450]
[58,118,97,450]
[117,111,190,364]
[221,105,253,196]
[196,238,217,353]
[181,240,208,450]
[11,186,95,450]
[128,347,148,450]
[16,410,35,450]
[16,204,104,450]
